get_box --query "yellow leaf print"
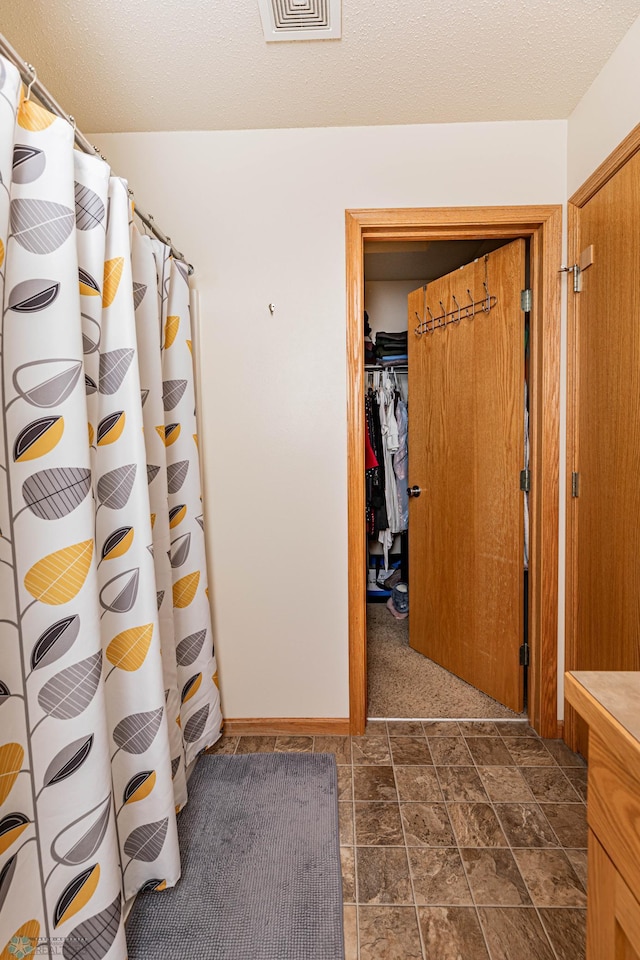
[18,98,55,130]
[0,743,24,804]
[213,671,219,688]
[169,505,186,529]
[173,571,200,608]
[1,920,40,960]
[164,315,179,349]
[97,411,125,446]
[165,423,181,446]
[186,339,192,355]
[88,422,94,446]
[124,770,156,805]
[102,526,134,561]
[0,239,4,269]
[156,880,167,890]
[182,673,202,704]
[155,425,166,442]
[193,433,198,449]
[14,416,64,462]
[150,513,157,530]
[0,817,29,857]
[54,864,100,928]
[106,624,154,671]
[103,257,124,308]
[24,540,94,605]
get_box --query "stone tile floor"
[207,720,588,960]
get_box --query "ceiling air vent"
[257,0,341,41]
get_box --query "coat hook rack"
[414,257,497,336]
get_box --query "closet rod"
[0,33,194,275]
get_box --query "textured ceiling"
[2,0,640,132]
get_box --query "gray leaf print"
[175,629,207,667]
[85,375,97,395]
[43,734,94,788]
[196,515,205,531]
[52,797,111,866]
[140,388,149,407]
[0,855,17,913]
[75,181,105,230]
[13,359,83,408]
[10,198,75,254]
[171,756,181,779]
[156,590,164,610]
[0,680,9,705]
[123,817,169,862]
[99,568,140,614]
[12,145,46,183]
[167,460,189,493]
[31,614,81,670]
[184,704,210,743]
[62,894,121,960]
[133,282,147,309]
[162,379,188,411]
[113,707,164,754]
[22,466,91,520]
[170,533,191,568]
[146,464,160,484]
[97,464,137,509]
[8,278,59,312]
[98,348,134,395]
[37,652,102,720]
[82,315,101,354]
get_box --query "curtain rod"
[0,33,194,275]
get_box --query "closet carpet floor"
[208,720,587,960]
[366,603,523,719]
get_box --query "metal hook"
[24,63,37,101]
[68,114,77,133]
[451,294,461,324]
[426,305,435,333]
[483,281,491,312]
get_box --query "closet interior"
[364,237,529,720]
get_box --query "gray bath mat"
[126,752,344,960]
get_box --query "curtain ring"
[24,63,37,101]
[68,114,77,133]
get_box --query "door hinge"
[519,643,530,667]
[520,469,530,493]
[559,264,582,293]
[520,289,532,312]
[571,471,580,498]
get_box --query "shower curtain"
[0,55,221,960]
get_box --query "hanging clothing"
[394,399,409,532]
[0,56,221,960]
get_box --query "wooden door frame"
[564,124,640,752]
[346,205,562,738]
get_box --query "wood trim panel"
[570,122,640,208]
[346,205,562,739]
[223,718,351,736]
[564,200,581,754]
[346,212,367,736]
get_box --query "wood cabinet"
[565,672,640,959]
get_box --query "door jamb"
[346,206,562,738]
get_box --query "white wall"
[94,120,566,720]
[568,13,640,195]
[365,280,419,334]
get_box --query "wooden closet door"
[407,240,526,712]
[567,150,640,757]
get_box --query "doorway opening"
[364,236,528,721]
[346,207,562,738]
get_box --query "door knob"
[407,485,421,498]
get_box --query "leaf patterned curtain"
[0,56,221,960]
